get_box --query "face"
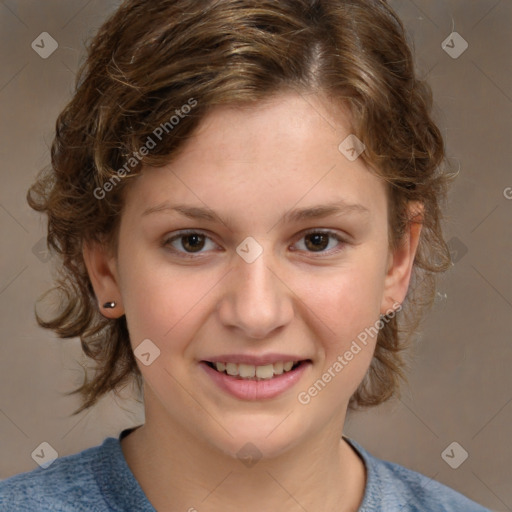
[86,91,420,459]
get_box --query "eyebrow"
[141,200,370,225]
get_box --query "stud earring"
[102,301,117,309]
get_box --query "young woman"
[0,0,491,510]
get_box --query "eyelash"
[161,229,349,259]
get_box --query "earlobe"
[82,240,124,318]
[380,202,423,315]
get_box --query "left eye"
[293,230,346,253]
[162,229,346,257]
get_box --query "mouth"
[202,360,310,381]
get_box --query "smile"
[200,359,312,400]
[205,361,302,380]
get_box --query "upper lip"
[203,354,311,366]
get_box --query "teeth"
[226,363,238,376]
[255,364,274,379]
[273,361,284,375]
[213,361,300,380]
[239,364,256,378]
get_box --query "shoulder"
[0,437,117,512]
[344,437,492,512]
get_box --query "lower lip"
[200,361,311,401]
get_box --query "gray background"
[0,1,510,510]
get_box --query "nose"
[216,248,294,340]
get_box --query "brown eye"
[163,231,216,256]
[293,230,347,255]
[180,233,206,252]
[304,232,330,252]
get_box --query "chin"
[205,418,305,463]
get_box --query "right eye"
[162,230,219,257]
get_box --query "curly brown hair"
[28,0,454,416]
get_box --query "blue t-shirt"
[0,428,492,511]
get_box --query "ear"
[380,201,423,315]
[82,240,124,319]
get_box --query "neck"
[120,413,366,512]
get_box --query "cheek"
[306,253,386,350]
[117,246,211,347]
[302,262,386,402]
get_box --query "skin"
[84,91,422,512]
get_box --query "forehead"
[122,92,388,227]
[184,92,352,163]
